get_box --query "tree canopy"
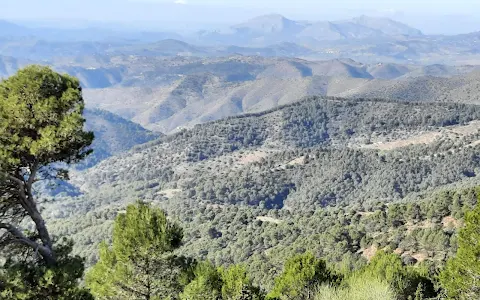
[267,252,337,299]
[440,202,480,299]
[0,65,94,266]
[86,202,192,299]
[0,65,94,299]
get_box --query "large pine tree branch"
[4,173,24,187]
[0,222,53,263]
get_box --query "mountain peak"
[248,14,288,21]
[232,14,306,35]
[0,20,29,37]
[351,15,423,36]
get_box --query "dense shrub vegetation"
[81,200,480,299]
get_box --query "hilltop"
[81,109,160,168]
[337,70,480,103]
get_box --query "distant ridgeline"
[44,96,480,287]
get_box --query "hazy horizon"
[2,0,480,34]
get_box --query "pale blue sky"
[2,0,480,34]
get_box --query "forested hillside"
[338,70,480,104]
[42,96,480,279]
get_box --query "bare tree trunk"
[1,165,56,266]
[25,183,55,262]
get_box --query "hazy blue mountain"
[111,39,208,57]
[350,15,424,37]
[224,42,314,57]
[0,20,30,37]
[1,16,478,65]
[193,14,424,46]
[298,21,384,41]
[30,28,183,43]
[231,14,308,36]
[0,55,32,78]
[34,108,161,196]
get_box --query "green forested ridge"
[82,202,444,299]
[47,186,478,289]
[72,96,480,193]
[34,95,480,298]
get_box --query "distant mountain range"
[2,14,480,140]
[1,15,480,64]
[194,14,423,46]
[2,14,423,44]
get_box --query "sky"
[1,0,480,34]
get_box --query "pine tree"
[86,202,192,299]
[439,203,480,299]
[220,265,264,300]
[0,65,93,266]
[267,252,337,300]
[0,239,93,300]
[180,262,222,300]
[0,66,93,299]
[181,263,264,300]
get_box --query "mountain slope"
[232,14,307,36]
[0,20,30,37]
[0,55,31,78]
[35,109,160,196]
[80,108,161,168]
[337,70,480,103]
[83,73,367,133]
[350,15,423,36]
[80,57,480,133]
[43,96,480,277]
[72,97,480,203]
[4,54,480,135]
